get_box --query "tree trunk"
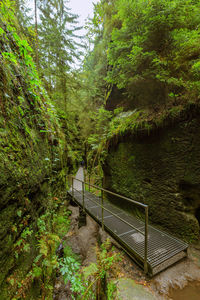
[34,0,39,69]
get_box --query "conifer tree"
[34,0,39,69]
[15,0,32,33]
[38,0,83,107]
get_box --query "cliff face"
[0,3,69,297]
[104,112,200,243]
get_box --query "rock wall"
[103,114,200,242]
[0,3,71,297]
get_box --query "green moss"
[104,116,200,242]
[0,2,76,297]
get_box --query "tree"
[34,0,39,69]
[15,0,33,34]
[106,0,200,108]
[38,0,83,107]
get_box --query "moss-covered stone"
[104,116,200,243]
[0,2,74,297]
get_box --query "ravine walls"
[104,115,200,243]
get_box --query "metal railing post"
[82,181,85,211]
[101,189,104,231]
[72,177,74,201]
[144,206,148,274]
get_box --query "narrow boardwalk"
[68,170,188,276]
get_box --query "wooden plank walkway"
[68,189,188,276]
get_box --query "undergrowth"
[7,195,70,300]
[59,238,122,299]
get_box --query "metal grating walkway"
[68,189,188,276]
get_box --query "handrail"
[71,177,148,274]
[73,177,148,208]
[84,173,103,192]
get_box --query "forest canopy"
[89,0,200,109]
[2,0,200,169]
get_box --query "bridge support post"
[72,178,74,202]
[82,182,85,211]
[144,206,148,274]
[78,208,86,228]
[101,189,104,231]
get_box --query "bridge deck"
[68,189,188,276]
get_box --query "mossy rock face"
[0,5,72,298]
[104,117,200,242]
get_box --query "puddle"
[169,281,200,300]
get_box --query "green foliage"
[59,257,85,296]
[38,0,83,104]
[95,238,121,278]
[82,238,122,299]
[8,197,70,299]
[84,106,147,175]
[2,0,200,296]
[57,239,121,299]
[76,0,200,175]
[73,1,116,161]
[0,2,79,297]
[87,107,113,150]
[85,106,113,175]
[0,0,78,187]
[1,0,83,172]
[109,109,146,137]
[107,281,117,300]
[14,0,33,37]
[106,0,200,106]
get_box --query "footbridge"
[68,173,188,276]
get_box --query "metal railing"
[84,173,103,192]
[71,177,149,274]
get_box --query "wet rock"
[151,247,200,296]
[56,243,64,258]
[66,211,98,263]
[99,227,122,249]
[116,278,157,300]
[53,276,71,300]
[68,205,79,226]
[67,235,83,257]
[79,216,98,265]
